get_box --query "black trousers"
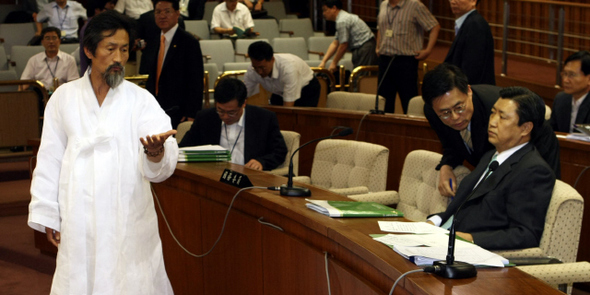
[270,76,320,107]
[377,55,418,114]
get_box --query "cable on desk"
[356,112,370,141]
[574,166,590,189]
[388,268,426,295]
[152,185,268,258]
[324,251,332,295]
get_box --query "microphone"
[279,127,354,197]
[433,160,500,279]
[371,55,395,115]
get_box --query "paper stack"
[178,145,231,163]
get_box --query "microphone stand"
[280,127,353,197]
[371,55,395,115]
[433,161,499,279]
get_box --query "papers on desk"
[378,221,449,234]
[566,133,590,142]
[372,233,508,268]
[306,200,403,217]
[178,145,231,162]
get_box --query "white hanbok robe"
[28,70,178,295]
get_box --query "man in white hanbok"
[28,11,178,295]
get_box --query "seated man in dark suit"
[422,63,560,197]
[428,87,555,250]
[550,51,590,133]
[179,78,288,171]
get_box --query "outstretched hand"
[140,130,177,162]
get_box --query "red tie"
[156,35,165,95]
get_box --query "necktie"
[441,154,498,230]
[156,35,165,95]
[460,128,473,151]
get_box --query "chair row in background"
[201,0,297,26]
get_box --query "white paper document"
[179,145,229,152]
[378,221,449,234]
[373,233,476,248]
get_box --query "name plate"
[219,169,253,188]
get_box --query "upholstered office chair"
[492,180,590,294]
[293,139,390,197]
[9,45,44,78]
[278,18,318,43]
[325,91,385,112]
[348,65,378,94]
[545,104,551,121]
[407,96,425,117]
[176,121,194,144]
[184,20,210,40]
[0,23,36,57]
[200,40,235,71]
[381,150,471,220]
[272,37,309,60]
[234,39,269,62]
[269,130,300,176]
[263,1,297,21]
[0,44,8,70]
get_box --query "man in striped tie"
[427,87,555,250]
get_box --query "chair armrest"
[329,186,369,196]
[203,55,212,61]
[347,190,399,205]
[235,53,249,58]
[517,262,590,285]
[279,30,294,36]
[492,247,545,259]
[308,50,324,58]
[292,176,310,184]
[508,257,563,266]
[268,166,288,177]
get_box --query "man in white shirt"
[21,27,79,92]
[427,87,555,250]
[35,0,87,42]
[244,41,320,107]
[211,0,254,37]
[550,51,590,133]
[114,0,153,19]
[28,11,177,294]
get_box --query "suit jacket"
[437,143,555,250]
[549,91,590,133]
[145,26,203,129]
[178,105,288,170]
[424,84,561,178]
[444,11,496,85]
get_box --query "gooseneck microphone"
[371,55,396,115]
[433,160,500,279]
[279,127,354,197]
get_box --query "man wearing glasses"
[421,63,560,197]
[550,51,590,133]
[179,78,287,171]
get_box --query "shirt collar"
[494,142,528,165]
[455,9,476,29]
[269,56,279,79]
[45,50,62,61]
[335,10,345,22]
[53,1,69,9]
[573,92,588,107]
[390,0,406,8]
[161,23,179,41]
[222,107,246,128]
[221,3,244,13]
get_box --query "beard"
[102,62,125,88]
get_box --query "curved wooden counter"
[152,162,561,295]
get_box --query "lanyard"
[387,5,399,26]
[55,6,69,31]
[224,123,243,156]
[45,56,59,79]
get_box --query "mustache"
[102,62,125,88]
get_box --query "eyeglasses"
[43,36,59,41]
[561,71,582,79]
[438,103,467,120]
[216,109,240,118]
[155,9,175,15]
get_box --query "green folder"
[306,199,403,218]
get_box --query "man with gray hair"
[28,10,177,294]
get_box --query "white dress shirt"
[210,2,254,32]
[243,53,314,103]
[160,24,179,62]
[220,109,246,165]
[114,0,153,19]
[21,50,80,90]
[570,93,588,133]
[37,1,87,38]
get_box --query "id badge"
[385,29,393,38]
[61,30,66,37]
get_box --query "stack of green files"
[178,145,231,162]
[306,199,403,218]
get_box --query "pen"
[449,178,453,191]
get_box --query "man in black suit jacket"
[137,10,185,74]
[144,0,202,129]
[550,51,590,133]
[179,78,287,171]
[444,0,495,85]
[428,87,555,250]
[422,63,560,197]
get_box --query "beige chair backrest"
[269,130,300,176]
[326,91,384,111]
[176,121,193,144]
[397,150,471,222]
[407,95,425,117]
[310,139,389,192]
[545,104,551,121]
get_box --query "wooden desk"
[265,106,590,267]
[152,162,561,295]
